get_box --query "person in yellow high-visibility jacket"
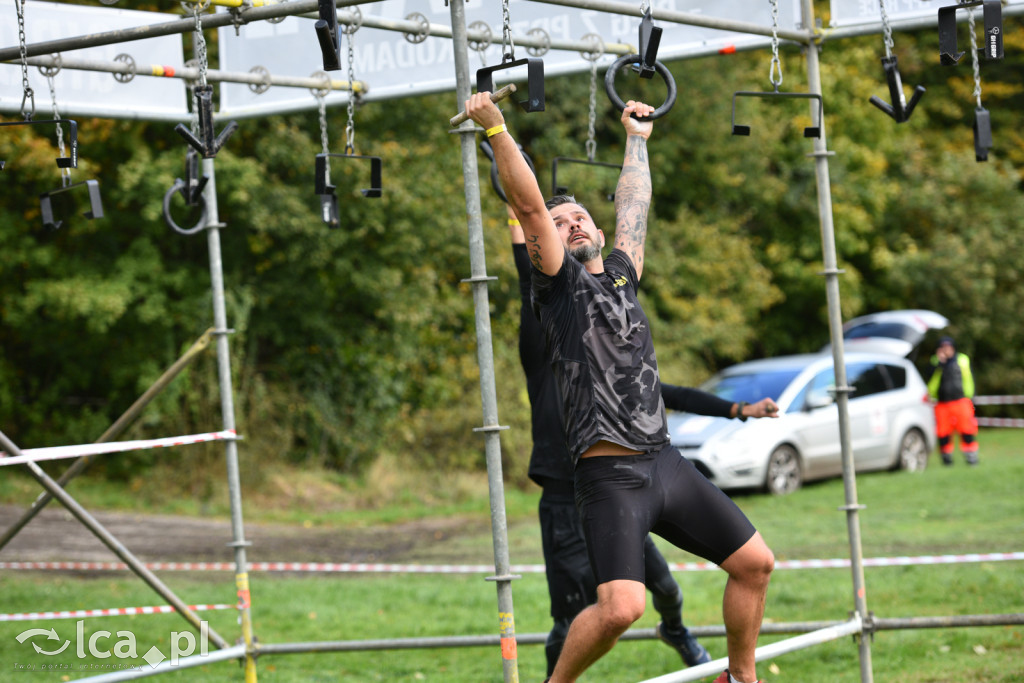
[928,336,979,465]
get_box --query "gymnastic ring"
[162,179,209,236]
[603,54,677,121]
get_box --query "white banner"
[0,0,186,118]
[218,0,802,114]
[830,0,1024,28]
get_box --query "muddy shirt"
[532,248,668,465]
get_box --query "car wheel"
[765,445,802,495]
[896,428,929,472]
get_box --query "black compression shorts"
[574,443,756,585]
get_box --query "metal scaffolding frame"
[2,1,1022,682]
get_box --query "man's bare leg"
[718,532,774,683]
[547,579,646,683]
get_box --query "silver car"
[667,352,937,495]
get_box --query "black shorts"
[538,488,597,620]
[574,443,756,585]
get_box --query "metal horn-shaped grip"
[315,0,341,71]
[869,56,926,123]
[175,86,239,159]
[938,0,1003,65]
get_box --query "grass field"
[1,430,1022,681]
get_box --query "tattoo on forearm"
[614,136,652,269]
[527,234,543,270]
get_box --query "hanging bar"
[39,179,104,230]
[0,119,77,169]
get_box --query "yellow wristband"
[507,219,520,226]
[485,124,507,138]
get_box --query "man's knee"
[724,534,774,585]
[596,583,646,630]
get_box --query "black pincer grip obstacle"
[604,54,677,120]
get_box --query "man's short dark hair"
[545,194,589,213]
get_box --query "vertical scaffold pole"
[201,157,258,682]
[449,1,520,681]
[800,1,874,682]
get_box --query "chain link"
[318,92,331,180]
[345,30,357,154]
[189,2,210,137]
[581,33,604,163]
[966,6,983,107]
[878,0,894,59]
[15,0,35,119]
[46,72,71,187]
[501,0,516,62]
[768,0,783,89]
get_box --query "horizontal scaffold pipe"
[21,54,366,94]
[1,0,633,66]
[528,0,812,44]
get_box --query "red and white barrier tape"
[0,604,232,622]
[2,552,1021,575]
[976,417,1024,428]
[0,430,238,467]
[973,395,1024,405]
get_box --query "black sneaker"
[655,621,712,667]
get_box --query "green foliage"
[1,7,1022,494]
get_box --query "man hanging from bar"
[463,92,774,683]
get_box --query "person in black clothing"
[507,209,778,677]
[468,92,775,683]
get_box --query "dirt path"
[0,503,492,566]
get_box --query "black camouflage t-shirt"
[532,248,669,465]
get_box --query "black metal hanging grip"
[973,107,993,162]
[636,8,663,80]
[0,119,78,170]
[39,179,103,231]
[604,54,677,121]
[478,138,536,204]
[174,85,239,159]
[551,157,622,202]
[731,90,824,138]
[869,56,925,123]
[938,0,1003,66]
[315,153,383,200]
[476,58,545,113]
[315,0,341,71]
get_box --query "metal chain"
[15,0,35,119]
[345,31,357,154]
[879,0,894,59]
[190,2,210,136]
[768,0,783,88]
[46,71,71,187]
[501,0,516,62]
[317,92,330,180]
[586,62,598,162]
[966,6,983,107]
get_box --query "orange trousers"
[934,397,978,456]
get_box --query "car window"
[803,368,836,409]
[706,369,802,404]
[844,321,919,343]
[884,364,907,388]
[848,362,891,399]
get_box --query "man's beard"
[570,242,602,263]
